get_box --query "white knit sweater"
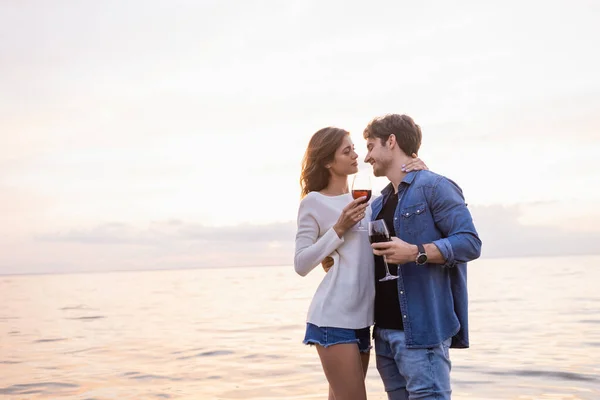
[294,191,375,329]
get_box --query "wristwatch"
[416,244,428,265]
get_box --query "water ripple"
[243,353,282,360]
[126,373,181,382]
[487,369,598,382]
[452,379,492,385]
[176,350,233,360]
[171,347,204,355]
[34,338,68,343]
[0,382,79,395]
[60,305,91,311]
[66,316,106,321]
[579,319,600,324]
[214,325,298,333]
[64,346,104,355]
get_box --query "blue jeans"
[374,327,452,400]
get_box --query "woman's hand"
[402,153,429,172]
[333,197,369,238]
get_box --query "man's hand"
[321,256,334,272]
[371,237,418,265]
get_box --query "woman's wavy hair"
[300,127,350,198]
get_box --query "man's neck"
[387,157,411,194]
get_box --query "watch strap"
[416,243,427,265]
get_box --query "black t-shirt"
[374,191,404,330]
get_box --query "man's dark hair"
[363,114,422,156]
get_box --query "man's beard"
[372,163,385,177]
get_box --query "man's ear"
[387,134,396,149]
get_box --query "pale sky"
[1,0,599,274]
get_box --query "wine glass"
[351,170,372,230]
[368,219,399,282]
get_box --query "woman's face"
[328,135,359,177]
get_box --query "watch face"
[417,254,427,264]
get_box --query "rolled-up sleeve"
[294,198,344,276]
[430,177,482,267]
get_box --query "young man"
[363,114,482,400]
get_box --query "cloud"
[39,204,600,259]
[0,203,595,275]
[35,220,297,245]
[470,204,600,258]
[1,221,298,275]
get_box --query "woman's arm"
[294,199,345,277]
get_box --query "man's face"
[364,137,392,177]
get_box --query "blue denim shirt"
[370,170,482,349]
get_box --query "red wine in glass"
[368,219,399,281]
[369,232,390,244]
[352,190,372,203]
[351,170,372,230]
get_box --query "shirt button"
[403,315,407,318]
[400,291,404,294]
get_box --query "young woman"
[294,127,425,400]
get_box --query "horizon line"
[2,253,599,277]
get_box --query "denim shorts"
[303,323,372,353]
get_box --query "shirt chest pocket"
[399,202,427,236]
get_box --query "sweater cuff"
[323,226,345,247]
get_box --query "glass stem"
[383,256,392,276]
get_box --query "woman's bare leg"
[316,343,366,400]
[326,348,370,398]
[360,350,370,378]
[328,385,335,400]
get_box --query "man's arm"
[321,256,334,272]
[372,239,447,264]
[428,177,482,267]
[371,177,481,266]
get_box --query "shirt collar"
[380,171,418,196]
